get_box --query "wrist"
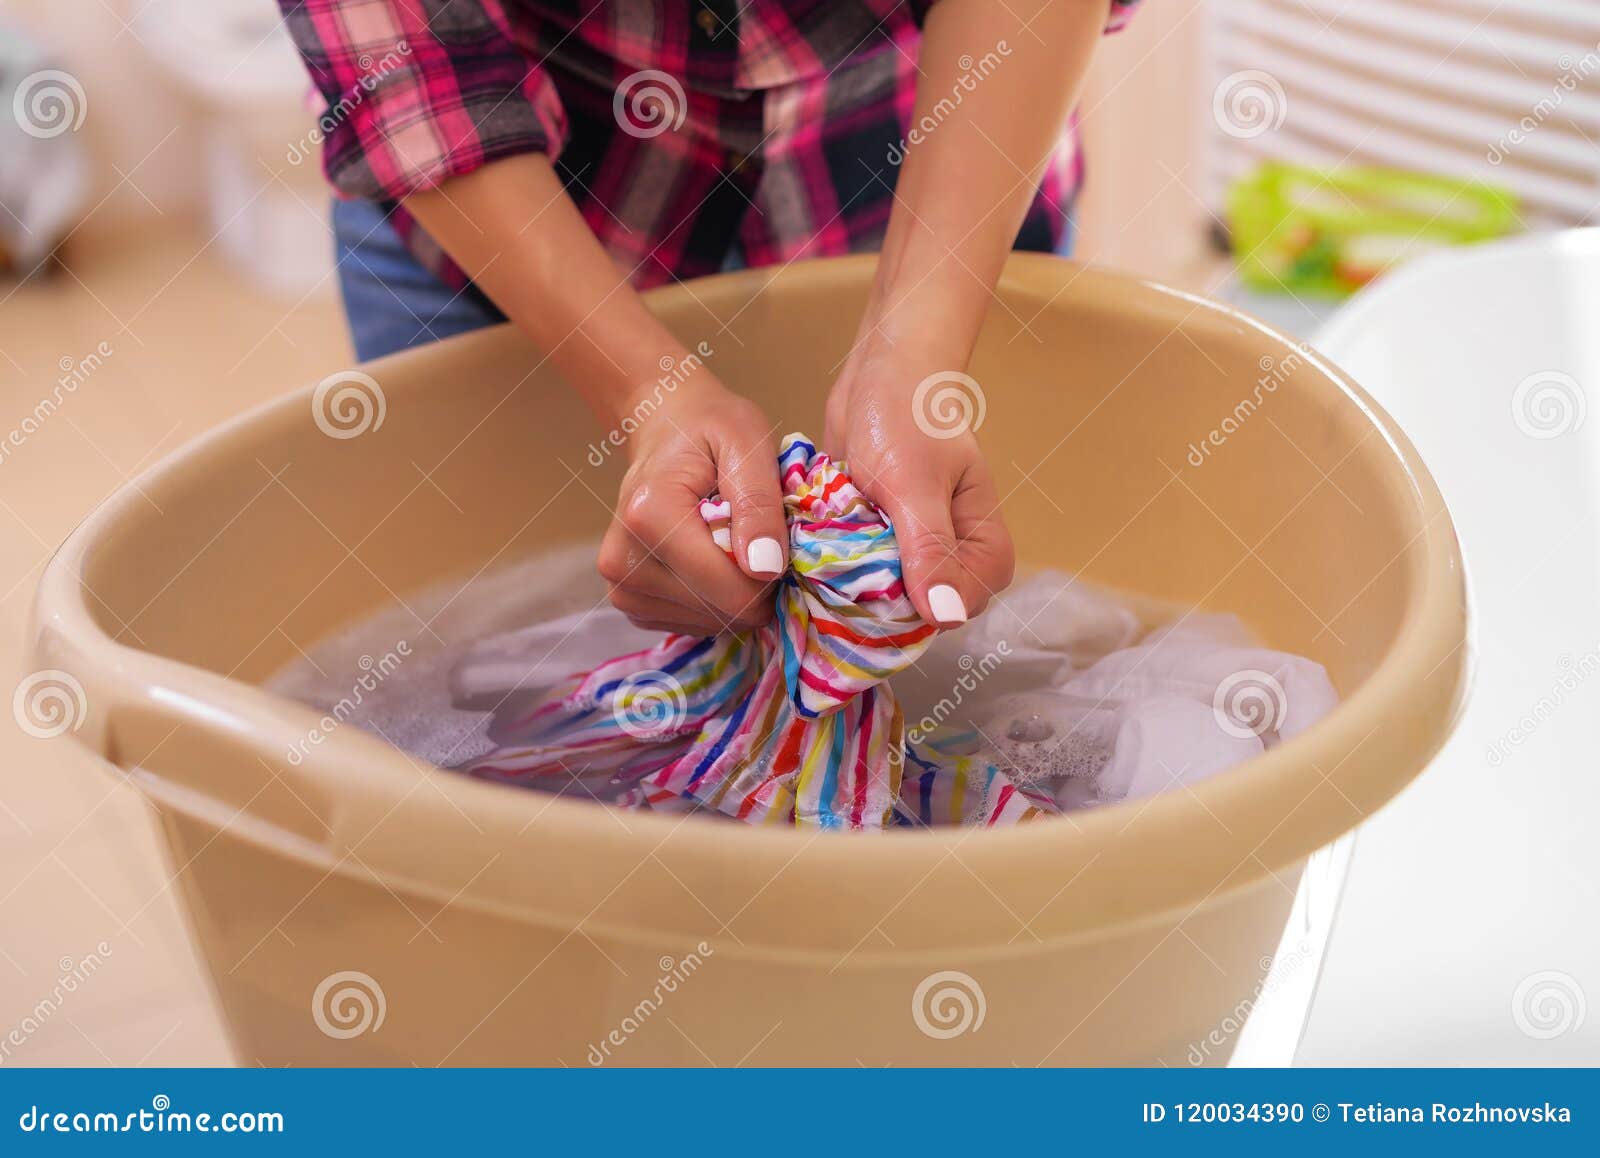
[593,340,721,430]
[857,281,983,377]
[842,321,975,399]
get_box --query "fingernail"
[747,536,786,577]
[928,584,967,625]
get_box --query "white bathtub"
[1299,230,1600,1064]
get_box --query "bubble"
[1005,714,1054,743]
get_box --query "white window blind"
[1206,0,1600,227]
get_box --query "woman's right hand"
[597,381,789,636]
[398,156,785,636]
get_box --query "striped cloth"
[462,433,1056,829]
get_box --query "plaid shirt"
[280,1,1140,290]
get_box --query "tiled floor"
[0,221,350,1066]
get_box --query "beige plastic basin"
[30,255,1468,1066]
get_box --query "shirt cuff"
[322,59,567,202]
[281,0,568,204]
[1106,0,1142,34]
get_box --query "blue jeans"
[333,197,1076,362]
[333,198,505,362]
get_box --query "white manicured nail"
[928,584,967,625]
[747,536,785,577]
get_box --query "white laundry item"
[948,595,1330,807]
[451,606,657,709]
[266,542,606,771]
[265,549,1341,822]
[1060,632,1340,745]
[957,570,1143,668]
[895,571,1142,727]
[958,688,1263,807]
[1093,696,1265,802]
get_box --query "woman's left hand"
[810,0,1105,628]
[825,344,1014,628]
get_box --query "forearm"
[402,153,701,426]
[862,0,1108,368]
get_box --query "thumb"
[880,487,971,627]
[717,434,790,579]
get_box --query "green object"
[1226,162,1519,298]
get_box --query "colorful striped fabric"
[903,731,1060,827]
[461,433,1058,829]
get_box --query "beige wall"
[7,0,204,223]
[1076,2,1215,287]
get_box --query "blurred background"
[1,0,1595,1065]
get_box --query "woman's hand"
[826,344,1014,628]
[401,157,789,638]
[597,380,789,636]
[815,0,1103,627]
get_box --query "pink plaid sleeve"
[278,0,567,202]
[1106,0,1141,33]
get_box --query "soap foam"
[265,548,1339,822]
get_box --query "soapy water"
[266,543,1339,823]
